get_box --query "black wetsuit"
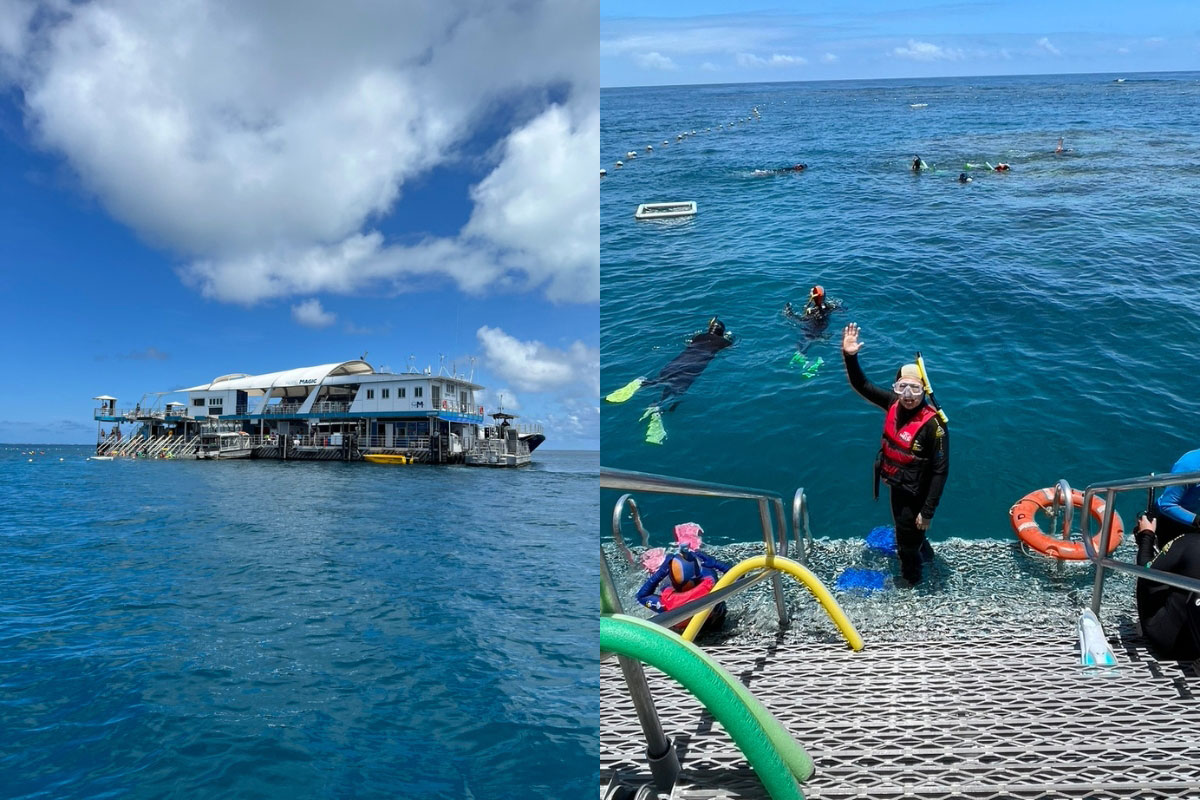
[645,333,732,409]
[785,301,840,355]
[1136,530,1200,660]
[845,352,949,585]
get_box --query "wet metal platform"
[602,627,1200,799]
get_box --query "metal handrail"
[791,488,813,566]
[602,467,791,625]
[1079,470,1200,613]
[1049,479,1073,541]
[612,494,653,568]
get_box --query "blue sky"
[602,1,1200,86]
[0,1,598,448]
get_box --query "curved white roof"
[178,360,373,393]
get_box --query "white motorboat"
[196,431,252,459]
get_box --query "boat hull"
[520,433,546,453]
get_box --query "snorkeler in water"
[603,317,734,444]
[785,286,843,371]
[957,172,972,183]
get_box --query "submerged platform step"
[601,631,1200,799]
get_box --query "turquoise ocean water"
[1,447,597,798]
[601,72,1200,555]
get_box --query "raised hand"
[842,323,862,356]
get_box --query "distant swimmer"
[957,173,972,183]
[603,317,734,444]
[992,162,1010,172]
[1056,137,1064,153]
[911,155,928,172]
[756,163,807,176]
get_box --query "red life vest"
[659,576,716,630]
[878,402,938,492]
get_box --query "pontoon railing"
[603,467,791,626]
[1079,469,1200,613]
[791,488,813,566]
[612,494,654,568]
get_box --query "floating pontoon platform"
[635,201,697,220]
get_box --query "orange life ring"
[1009,487,1123,560]
[442,400,448,410]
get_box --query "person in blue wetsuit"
[1153,448,1200,548]
[1133,512,1200,660]
[637,547,731,632]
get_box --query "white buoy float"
[645,145,652,151]
[626,151,636,158]
[615,160,623,167]
[600,168,607,177]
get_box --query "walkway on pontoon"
[603,628,1200,799]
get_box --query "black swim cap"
[708,317,726,336]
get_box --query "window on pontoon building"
[192,398,205,407]
[366,389,374,399]
[414,387,423,397]
[382,388,389,399]
[398,387,406,398]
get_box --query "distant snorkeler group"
[750,136,1069,184]
[912,137,1073,182]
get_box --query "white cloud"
[1117,47,1130,55]
[821,53,837,64]
[602,26,784,58]
[700,62,719,72]
[2,2,598,306]
[476,325,597,395]
[1036,37,1061,56]
[463,104,599,304]
[634,51,677,70]
[736,52,806,68]
[892,40,964,62]
[291,298,336,328]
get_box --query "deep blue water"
[601,72,1200,548]
[0,446,597,799]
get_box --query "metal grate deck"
[602,627,1200,799]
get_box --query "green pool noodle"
[601,614,813,798]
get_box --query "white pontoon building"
[93,359,543,464]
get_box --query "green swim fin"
[640,407,667,445]
[789,352,806,366]
[801,356,823,379]
[604,377,644,403]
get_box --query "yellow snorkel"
[915,351,948,427]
